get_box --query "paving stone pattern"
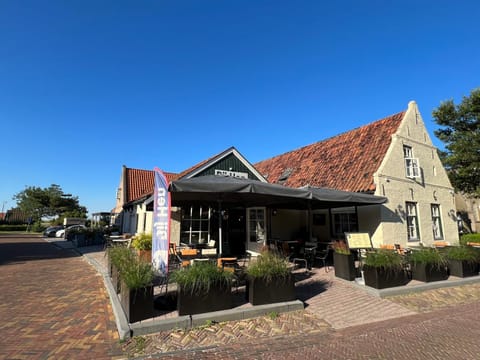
[0,235,123,360]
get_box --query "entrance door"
[247,207,266,253]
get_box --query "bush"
[460,233,480,246]
[0,224,28,232]
[131,233,152,250]
[363,249,404,270]
[246,251,290,283]
[171,261,233,296]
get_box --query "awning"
[169,175,387,209]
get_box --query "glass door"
[247,207,266,253]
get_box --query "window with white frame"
[406,202,420,241]
[180,206,211,245]
[431,204,443,240]
[403,145,420,179]
[332,207,358,237]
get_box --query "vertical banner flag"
[152,167,171,275]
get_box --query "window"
[406,202,420,241]
[403,145,420,178]
[431,204,443,240]
[247,208,265,243]
[180,206,211,245]
[332,207,358,237]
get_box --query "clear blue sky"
[1,0,479,216]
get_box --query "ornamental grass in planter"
[131,233,152,263]
[408,247,448,282]
[445,246,480,278]
[332,241,356,281]
[118,252,155,323]
[245,250,295,306]
[171,261,234,315]
[363,249,409,289]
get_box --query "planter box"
[177,286,232,316]
[363,266,409,289]
[137,249,152,263]
[448,259,479,278]
[247,275,296,306]
[333,252,356,281]
[120,284,154,323]
[111,264,121,294]
[411,263,449,282]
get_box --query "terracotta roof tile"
[126,168,178,203]
[254,111,406,193]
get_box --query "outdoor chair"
[315,245,332,272]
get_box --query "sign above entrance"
[214,169,248,179]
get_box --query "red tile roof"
[125,168,178,203]
[254,111,406,193]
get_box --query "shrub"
[132,233,152,251]
[246,251,290,283]
[171,261,233,296]
[363,249,404,270]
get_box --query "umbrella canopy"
[169,175,387,209]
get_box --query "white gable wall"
[373,101,459,247]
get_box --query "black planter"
[111,264,121,294]
[120,284,154,323]
[363,266,409,289]
[333,252,356,281]
[247,275,296,306]
[448,259,479,278]
[177,285,232,316]
[411,263,449,282]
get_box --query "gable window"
[406,202,420,241]
[403,145,420,179]
[431,204,443,240]
[180,206,211,245]
[331,207,358,237]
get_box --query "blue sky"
[1,1,479,216]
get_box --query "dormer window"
[403,145,420,179]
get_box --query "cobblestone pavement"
[0,234,123,360]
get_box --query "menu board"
[345,232,372,249]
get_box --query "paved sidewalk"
[0,234,123,360]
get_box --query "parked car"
[56,224,87,238]
[43,226,64,238]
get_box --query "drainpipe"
[218,200,223,256]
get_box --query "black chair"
[315,246,332,272]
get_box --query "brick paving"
[3,234,480,359]
[0,234,123,360]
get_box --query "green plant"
[408,248,447,267]
[246,251,290,283]
[121,259,155,289]
[363,249,404,270]
[267,311,279,320]
[171,261,233,296]
[131,233,152,250]
[332,241,351,255]
[107,246,153,289]
[460,233,480,246]
[446,246,480,264]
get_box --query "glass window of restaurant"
[180,206,212,246]
[331,207,358,238]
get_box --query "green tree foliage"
[13,184,87,222]
[433,88,480,196]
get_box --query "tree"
[433,88,480,196]
[13,184,87,222]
